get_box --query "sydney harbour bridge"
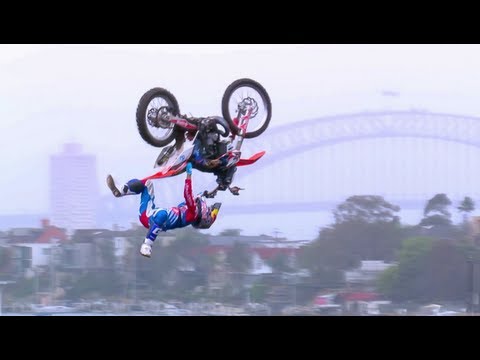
[101,110,480,222]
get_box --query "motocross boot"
[216,166,237,191]
[140,242,152,257]
[106,175,144,197]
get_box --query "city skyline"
[49,143,98,231]
[4,44,480,239]
[4,108,480,242]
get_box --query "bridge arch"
[237,110,480,179]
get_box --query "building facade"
[50,143,98,231]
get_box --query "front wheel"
[221,78,272,138]
[136,87,181,147]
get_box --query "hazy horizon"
[3,44,480,239]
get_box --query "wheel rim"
[226,85,269,134]
[145,95,175,142]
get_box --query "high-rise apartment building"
[50,143,98,231]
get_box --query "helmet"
[192,196,221,229]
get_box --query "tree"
[97,238,116,270]
[377,236,433,301]
[0,247,13,277]
[377,236,470,302]
[300,220,406,273]
[170,227,210,263]
[4,278,35,300]
[333,195,400,224]
[419,239,469,301]
[420,193,452,226]
[424,194,452,216]
[226,241,252,273]
[458,196,475,223]
[65,270,124,300]
[169,228,215,299]
[298,196,404,273]
[219,229,243,236]
[267,252,294,273]
[133,228,212,298]
[250,282,268,303]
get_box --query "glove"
[186,162,193,175]
[205,159,221,168]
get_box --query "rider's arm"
[184,163,196,212]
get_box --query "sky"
[3,44,480,239]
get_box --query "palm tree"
[458,196,475,224]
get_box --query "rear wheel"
[221,78,272,138]
[136,87,181,147]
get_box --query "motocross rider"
[190,117,240,195]
[106,163,221,258]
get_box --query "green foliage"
[458,196,476,228]
[127,228,215,298]
[458,196,475,214]
[423,193,452,217]
[397,236,433,267]
[377,236,469,302]
[218,229,243,236]
[65,270,123,299]
[308,267,345,288]
[376,236,433,300]
[333,195,400,224]
[97,239,116,269]
[297,239,346,292]
[420,193,452,226]
[226,241,252,273]
[250,282,268,302]
[419,214,453,227]
[171,228,209,260]
[137,244,179,290]
[298,218,406,276]
[5,190,476,305]
[174,227,209,245]
[169,271,204,302]
[0,247,12,275]
[299,195,406,272]
[267,253,293,273]
[5,278,35,299]
[420,239,469,301]
[377,265,399,295]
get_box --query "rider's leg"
[106,175,145,198]
[138,180,159,228]
[215,166,237,191]
[138,180,168,257]
[174,129,186,150]
[140,211,167,258]
[224,166,237,187]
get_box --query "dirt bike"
[134,78,272,197]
